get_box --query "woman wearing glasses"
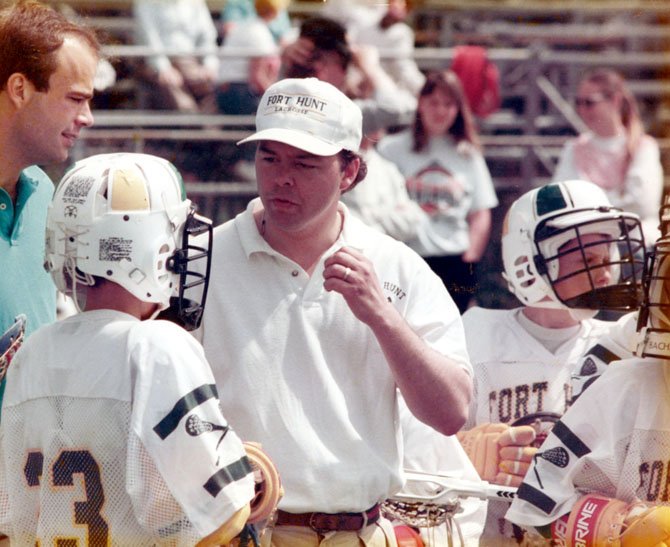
[553,68,663,246]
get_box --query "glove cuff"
[561,494,627,547]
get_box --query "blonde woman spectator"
[553,68,664,246]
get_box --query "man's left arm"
[324,247,472,436]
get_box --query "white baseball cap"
[237,78,362,156]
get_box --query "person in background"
[458,179,646,545]
[340,129,427,243]
[553,68,664,247]
[377,70,498,313]
[133,0,219,113]
[216,0,285,181]
[220,0,293,46]
[195,77,473,546]
[281,15,417,135]
[0,0,99,404]
[345,0,426,96]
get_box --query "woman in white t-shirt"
[553,68,664,246]
[377,70,498,313]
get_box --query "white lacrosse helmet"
[45,153,212,329]
[501,179,645,313]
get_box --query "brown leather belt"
[275,503,381,533]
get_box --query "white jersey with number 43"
[0,310,254,545]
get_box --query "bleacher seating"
[43,0,670,308]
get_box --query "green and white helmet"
[45,153,212,329]
[501,179,645,314]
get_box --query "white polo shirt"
[197,198,471,513]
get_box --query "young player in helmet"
[457,179,646,544]
[506,226,670,546]
[0,153,259,544]
[569,194,670,405]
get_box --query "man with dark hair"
[0,0,100,402]
[196,76,473,546]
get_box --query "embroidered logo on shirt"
[383,281,406,303]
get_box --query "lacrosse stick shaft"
[393,470,517,504]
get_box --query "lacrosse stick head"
[0,315,27,383]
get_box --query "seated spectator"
[377,70,498,313]
[133,0,219,112]
[216,0,284,180]
[281,15,416,135]
[553,68,664,247]
[220,0,294,46]
[345,0,426,96]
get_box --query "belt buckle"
[308,511,368,534]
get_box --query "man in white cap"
[194,77,473,546]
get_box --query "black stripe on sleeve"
[203,456,253,497]
[588,344,620,365]
[551,421,591,458]
[153,384,219,440]
[516,482,557,515]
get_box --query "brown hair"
[412,69,480,153]
[0,0,100,92]
[579,68,644,163]
[339,149,367,193]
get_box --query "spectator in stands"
[553,68,664,246]
[281,15,416,135]
[325,0,426,96]
[377,70,498,313]
[133,0,219,113]
[216,0,284,181]
[0,0,99,397]
[220,0,293,46]
[341,130,427,242]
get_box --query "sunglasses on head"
[575,93,609,108]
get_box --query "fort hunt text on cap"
[237,78,363,156]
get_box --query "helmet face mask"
[502,180,646,313]
[637,238,670,358]
[45,153,212,330]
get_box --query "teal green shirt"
[1,166,57,336]
[1,166,57,403]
